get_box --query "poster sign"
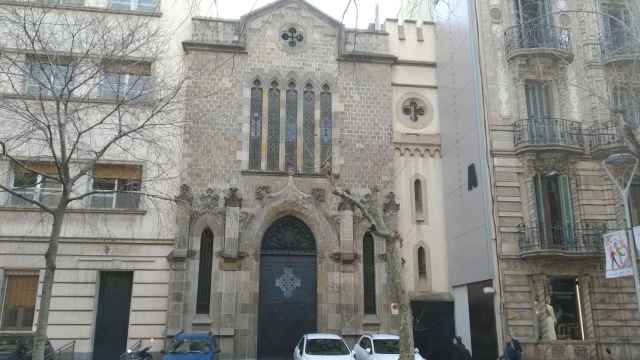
[603,230,633,279]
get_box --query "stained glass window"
[363,232,376,315]
[320,84,332,171]
[267,81,281,171]
[196,228,214,314]
[418,247,427,278]
[285,82,298,172]
[303,83,315,173]
[249,79,263,170]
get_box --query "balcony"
[588,121,627,158]
[505,23,573,63]
[518,223,606,258]
[601,33,640,64]
[513,118,584,154]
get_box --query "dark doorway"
[257,216,317,360]
[412,301,455,360]
[93,271,133,360]
[468,281,498,360]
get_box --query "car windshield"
[167,339,211,354]
[373,339,399,354]
[305,339,350,355]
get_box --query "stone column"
[336,199,357,334]
[166,184,193,336]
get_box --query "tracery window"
[320,84,332,171]
[247,79,332,174]
[363,232,376,315]
[249,79,263,170]
[285,81,298,171]
[303,83,315,173]
[196,228,214,314]
[267,81,281,171]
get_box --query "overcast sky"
[201,0,406,29]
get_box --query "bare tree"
[0,5,186,360]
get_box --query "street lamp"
[603,152,640,314]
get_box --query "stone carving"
[240,211,254,228]
[276,267,301,298]
[311,188,326,203]
[337,191,355,211]
[176,184,193,205]
[402,98,426,122]
[524,153,573,175]
[198,188,219,210]
[255,185,271,201]
[383,192,400,214]
[266,173,312,207]
[262,216,315,253]
[224,187,242,207]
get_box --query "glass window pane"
[13,171,38,188]
[363,232,376,314]
[90,194,114,208]
[93,178,116,191]
[111,0,133,10]
[302,88,315,173]
[550,278,583,340]
[267,86,280,171]
[115,179,141,209]
[0,273,38,331]
[285,86,297,171]
[137,0,156,11]
[249,86,263,170]
[320,90,332,171]
[127,75,151,100]
[101,73,122,98]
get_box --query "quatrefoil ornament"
[281,27,304,47]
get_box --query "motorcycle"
[120,340,153,360]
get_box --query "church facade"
[166,1,448,359]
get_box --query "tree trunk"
[32,209,66,360]
[385,233,414,360]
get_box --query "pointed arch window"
[196,228,214,314]
[285,81,298,171]
[417,247,427,279]
[267,81,281,171]
[249,79,263,170]
[414,179,425,222]
[320,84,332,171]
[363,232,376,315]
[302,83,315,173]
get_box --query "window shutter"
[94,164,142,180]
[534,175,546,230]
[559,175,575,249]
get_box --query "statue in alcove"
[535,296,558,341]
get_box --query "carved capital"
[383,192,400,214]
[329,252,360,264]
[337,190,355,211]
[176,184,193,205]
[255,185,271,202]
[311,188,326,203]
[224,187,243,207]
[198,188,219,210]
[240,211,254,228]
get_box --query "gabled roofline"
[240,0,342,29]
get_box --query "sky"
[198,0,411,29]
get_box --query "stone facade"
[441,0,640,358]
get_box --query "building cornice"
[395,60,437,68]
[338,51,397,64]
[182,41,248,55]
[393,132,441,158]
[0,1,162,17]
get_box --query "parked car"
[0,334,54,360]
[162,332,220,360]
[293,334,354,360]
[352,334,425,360]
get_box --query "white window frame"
[100,72,151,101]
[0,271,40,332]
[7,168,61,208]
[110,0,157,11]
[25,62,74,97]
[89,177,142,209]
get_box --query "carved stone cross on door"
[402,99,426,122]
[281,27,304,47]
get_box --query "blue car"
[162,332,220,360]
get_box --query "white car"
[352,334,426,360]
[293,333,354,360]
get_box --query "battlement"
[385,19,436,63]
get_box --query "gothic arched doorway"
[257,216,317,360]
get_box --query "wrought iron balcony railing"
[601,32,640,63]
[588,120,627,157]
[518,223,606,257]
[505,23,572,60]
[513,118,584,151]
